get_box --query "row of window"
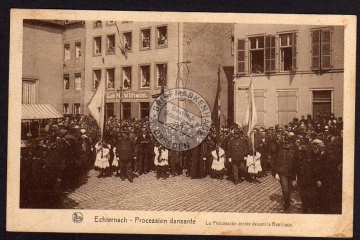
[250,89,332,126]
[93,63,167,91]
[63,73,82,91]
[64,42,81,61]
[92,25,168,57]
[63,103,82,115]
[105,102,150,119]
[236,27,333,74]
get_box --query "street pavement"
[62,170,302,213]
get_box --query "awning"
[22,104,63,120]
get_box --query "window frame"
[139,64,151,89]
[122,31,133,52]
[140,27,151,51]
[75,41,82,59]
[106,33,116,55]
[93,69,102,91]
[93,35,103,57]
[121,66,132,90]
[278,31,297,72]
[155,24,168,49]
[276,89,299,125]
[139,101,150,119]
[106,68,116,90]
[248,35,265,74]
[154,62,168,89]
[93,20,102,28]
[246,89,267,127]
[236,38,247,74]
[63,73,70,91]
[64,43,71,61]
[73,103,81,115]
[63,103,70,114]
[122,102,132,120]
[106,21,116,26]
[74,72,82,91]
[309,88,334,115]
[310,27,333,71]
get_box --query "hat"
[80,129,86,134]
[313,139,325,147]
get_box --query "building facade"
[233,24,344,127]
[22,20,65,112]
[83,21,234,123]
[22,20,235,123]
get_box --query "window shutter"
[265,35,275,73]
[311,30,321,70]
[237,39,246,74]
[292,32,297,70]
[321,29,331,69]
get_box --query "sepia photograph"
[7,10,356,237]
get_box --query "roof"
[22,104,63,120]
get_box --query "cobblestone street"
[62,170,302,213]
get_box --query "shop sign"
[106,91,150,99]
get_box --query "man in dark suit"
[293,140,320,213]
[115,130,135,182]
[274,138,296,211]
[227,128,248,184]
[136,126,151,175]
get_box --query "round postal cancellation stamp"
[149,88,212,151]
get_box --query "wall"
[84,21,180,118]
[62,22,86,114]
[233,24,344,127]
[23,20,64,112]
[182,23,234,126]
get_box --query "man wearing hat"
[136,126,152,175]
[227,128,248,184]
[114,131,135,182]
[274,138,296,211]
[293,140,320,213]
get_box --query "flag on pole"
[87,78,106,140]
[212,65,221,141]
[245,75,257,152]
[115,22,128,59]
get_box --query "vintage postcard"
[7,9,356,237]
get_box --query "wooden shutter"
[265,35,275,73]
[292,32,297,70]
[237,39,246,74]
[311,30,321,70]
[321,29,332,69]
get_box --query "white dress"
[246,152,262,174]
[211,147,226,171]
[94,142,110,169]
[112,147,119,168]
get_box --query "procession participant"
[293,140,319,213]
[210,142,226,180]
[168,135,181,177]
[246,149,262,183]
[154,143,169,179]
[227,128,248,185]
[274,138,296,211]
[114,130,135,182]
[267,127,277,175]
[136,126,151,175]
[255,129,268,176]
[94,140,111,178]
[189,134,207,179]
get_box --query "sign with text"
[106,91,150,100]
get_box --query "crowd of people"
[20,112,343,213]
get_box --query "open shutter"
[265,35,275,73]
[237,39,246,74]
[321,29,332,69]
[311,30,321,70]
[292,32,297,71]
